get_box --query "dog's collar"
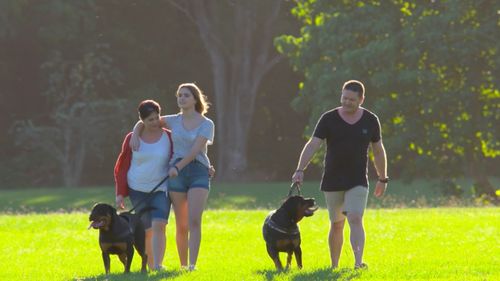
[265,216,299,235]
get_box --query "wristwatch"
[378,177,389,183]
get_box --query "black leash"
[287,182,302,197]
[128,176,169,213]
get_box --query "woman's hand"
[116,195,125,209]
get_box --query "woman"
[131,83,214,271]
[114,100,173,271]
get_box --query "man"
[292,80,388,270]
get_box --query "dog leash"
[287,182,302,197]
[128,175,169,213]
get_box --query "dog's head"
[88,203,116,231]
[281,195,318,223]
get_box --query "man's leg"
[347,213,364,266]
[344,186,369,268]
[329,219,345,268]
[324,191,346,268]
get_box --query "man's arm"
[371,140,388,197]
[292,137,323,184]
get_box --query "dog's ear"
[106,204,117,215]
[282,196,301,218]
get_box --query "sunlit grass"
[0,208,498,280]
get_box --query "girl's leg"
[169,191,189,267]
[187,188,209,269]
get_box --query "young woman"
[115,100,173,271]
[131,83,214,271]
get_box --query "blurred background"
[0,0,498,202]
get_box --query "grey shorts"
[324,185,369,222]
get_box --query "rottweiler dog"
[88,203,148,274]
[262,195,318,270]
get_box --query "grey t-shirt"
[164,113,214,168]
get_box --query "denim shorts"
[168,159,210,193]
[128,188,171,229]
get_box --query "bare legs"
[145,221,167,270]
[329,220,345,268]
[328,214,365,268]
[169,188,209,270]
[347,213,365,266]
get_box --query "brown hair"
[138,99,161,120]
[177,83,210,115]
[342,80,365,99]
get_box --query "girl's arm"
[168,136,208,177]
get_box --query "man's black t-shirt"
[313,108,381,191]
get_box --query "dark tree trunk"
[170,0,283,180]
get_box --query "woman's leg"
[187,188,209,269]
[151,220,167,269]
[169,191,189,267]
[145,229,154,270]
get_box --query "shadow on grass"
[75,269,184,281]
[257,267,362,281]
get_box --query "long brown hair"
[177,83,210,115]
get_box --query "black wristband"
[378,177,389,183]
[174,165,180,173]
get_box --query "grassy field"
[1,178,498,213]
[0,181,498,280]
[0,209,498,281]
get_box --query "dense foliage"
[276,0,499,197]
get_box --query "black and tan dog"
[262,195,318,270]
[88,203,148,274]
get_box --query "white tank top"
[127,132,170,192]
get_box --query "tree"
[167,0,288,179]
[277,0,499,198]
[14,47,127,187]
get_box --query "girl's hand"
[129,133,140,151]
[168,166,179,178]
[209,165,215,178]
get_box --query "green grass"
[1,178,498,213]
[0,208,498,280]
[0,181,498,280]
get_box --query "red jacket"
[114,129,173,197]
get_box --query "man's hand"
[374,181,387,198]
[116,195,125,209]
[292,170,304,185]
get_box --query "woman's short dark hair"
[342,80,365,98]
[138,100,161,120]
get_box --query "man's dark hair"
[342,80,365,98]
[138,100,161,120]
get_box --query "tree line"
[1,1,498,200]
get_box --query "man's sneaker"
[154,265,166,272]
[188,264,196,271]
[354,263,368,270]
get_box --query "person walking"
[291,80,388,270]
[114,100,173,271]
[131,83,214,271]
